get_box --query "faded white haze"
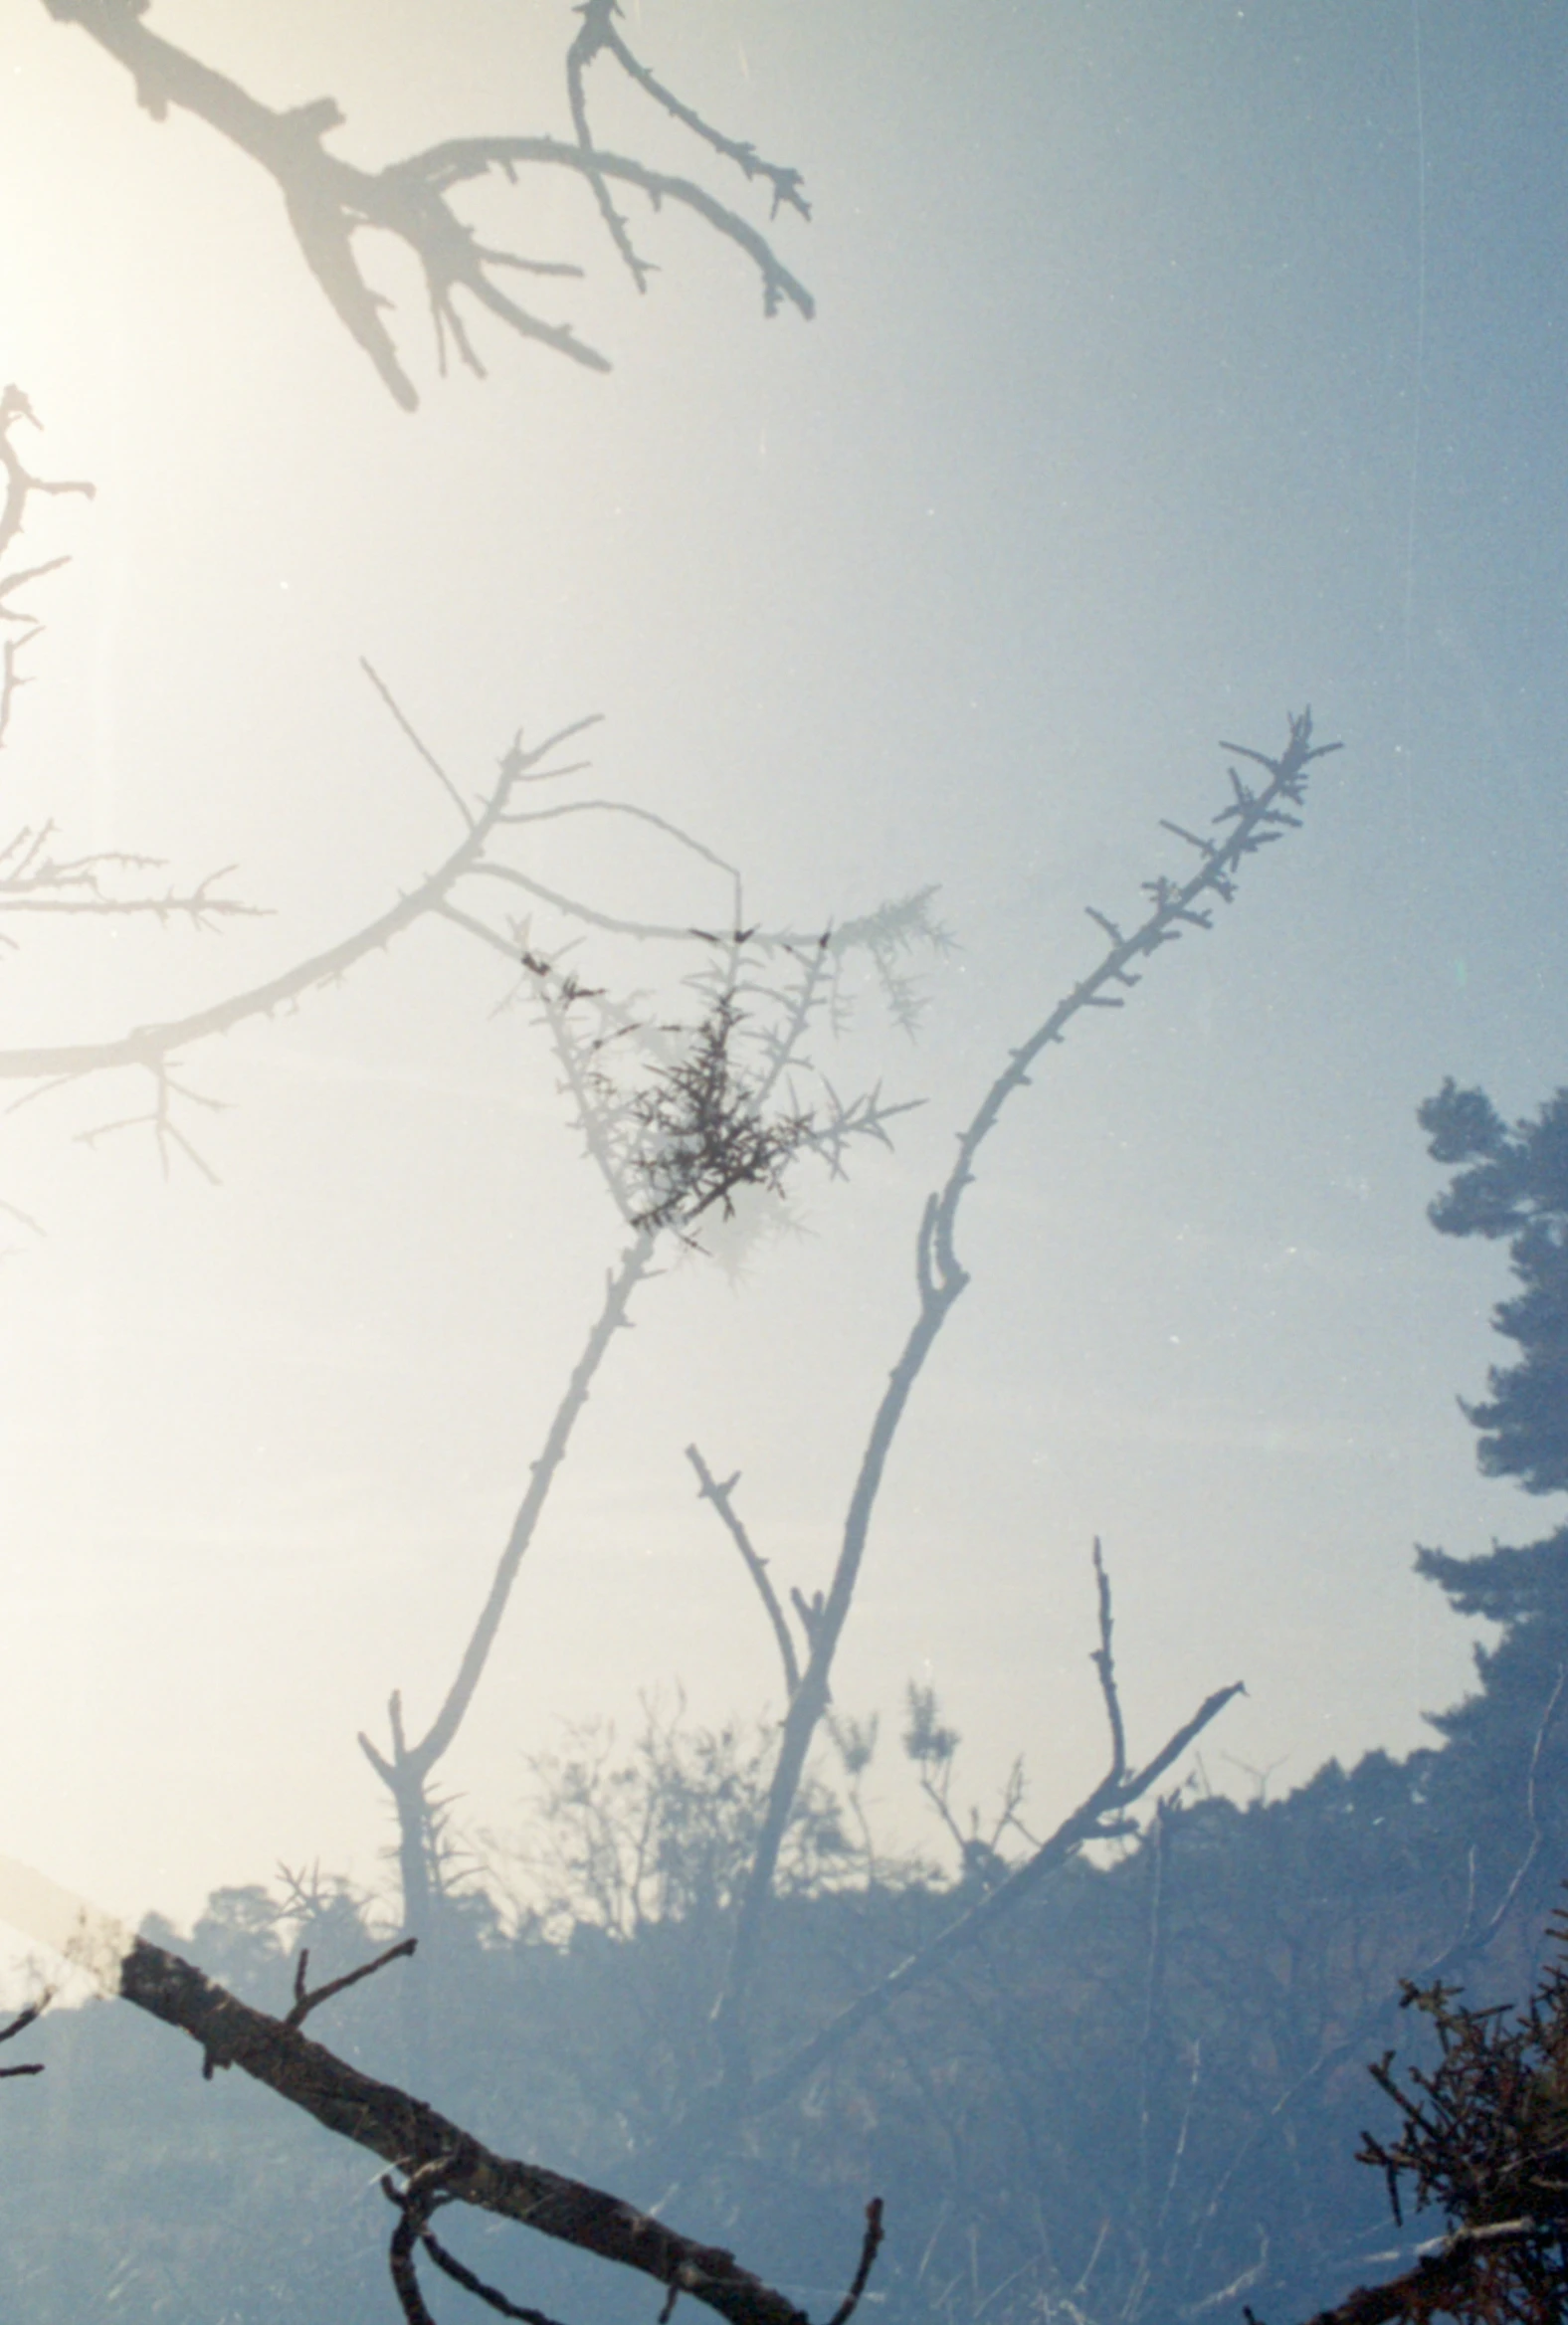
[1,0,1564,1941]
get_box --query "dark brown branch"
[385,2163,448,2325]
[1260,2219,1540,2325]
[116,1933,816,2325]
[406,2187,575,2325]
[0,1989,49,2079]
[287,1935,417,2031]
[825,2200,885,2325]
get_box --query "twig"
[286,1935,417,2031]
[1090,1536,1126,1781]
[687,1445,800,1697]
[0,1989,49,2079]
[361,659,476,831]
[826,2200,886,2325]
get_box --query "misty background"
[0,0,1563,1943]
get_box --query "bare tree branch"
[287,1934,417,2032]
[0,686,614,1192]
[725,1559,1242,2126]
[41,0,811,411]
[359,1226,658,1918]
[708,713,1339,2084]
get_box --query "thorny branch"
[1182,1662,1568,2300]
[706,713,1338,2094]
[567,0,808,297]
[1256,1909,1568,2325]
[363,909,938,1919]
[1,682,601,1180]
[42,0,812,411]
[519,935,919,1236]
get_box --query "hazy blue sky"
[1,0,1565,1936]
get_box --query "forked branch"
[0,1991,49,2081]
[1,701,601,1181]
[713,1550,1242,2128]
[42,0,811,410]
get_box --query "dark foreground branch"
[1254,2219,1540,2325]
[0,1991,49,2080]
[115,1933,867,2325]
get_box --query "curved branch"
[709,714,1339,2078]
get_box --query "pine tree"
[1413,1082,1568,1899]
